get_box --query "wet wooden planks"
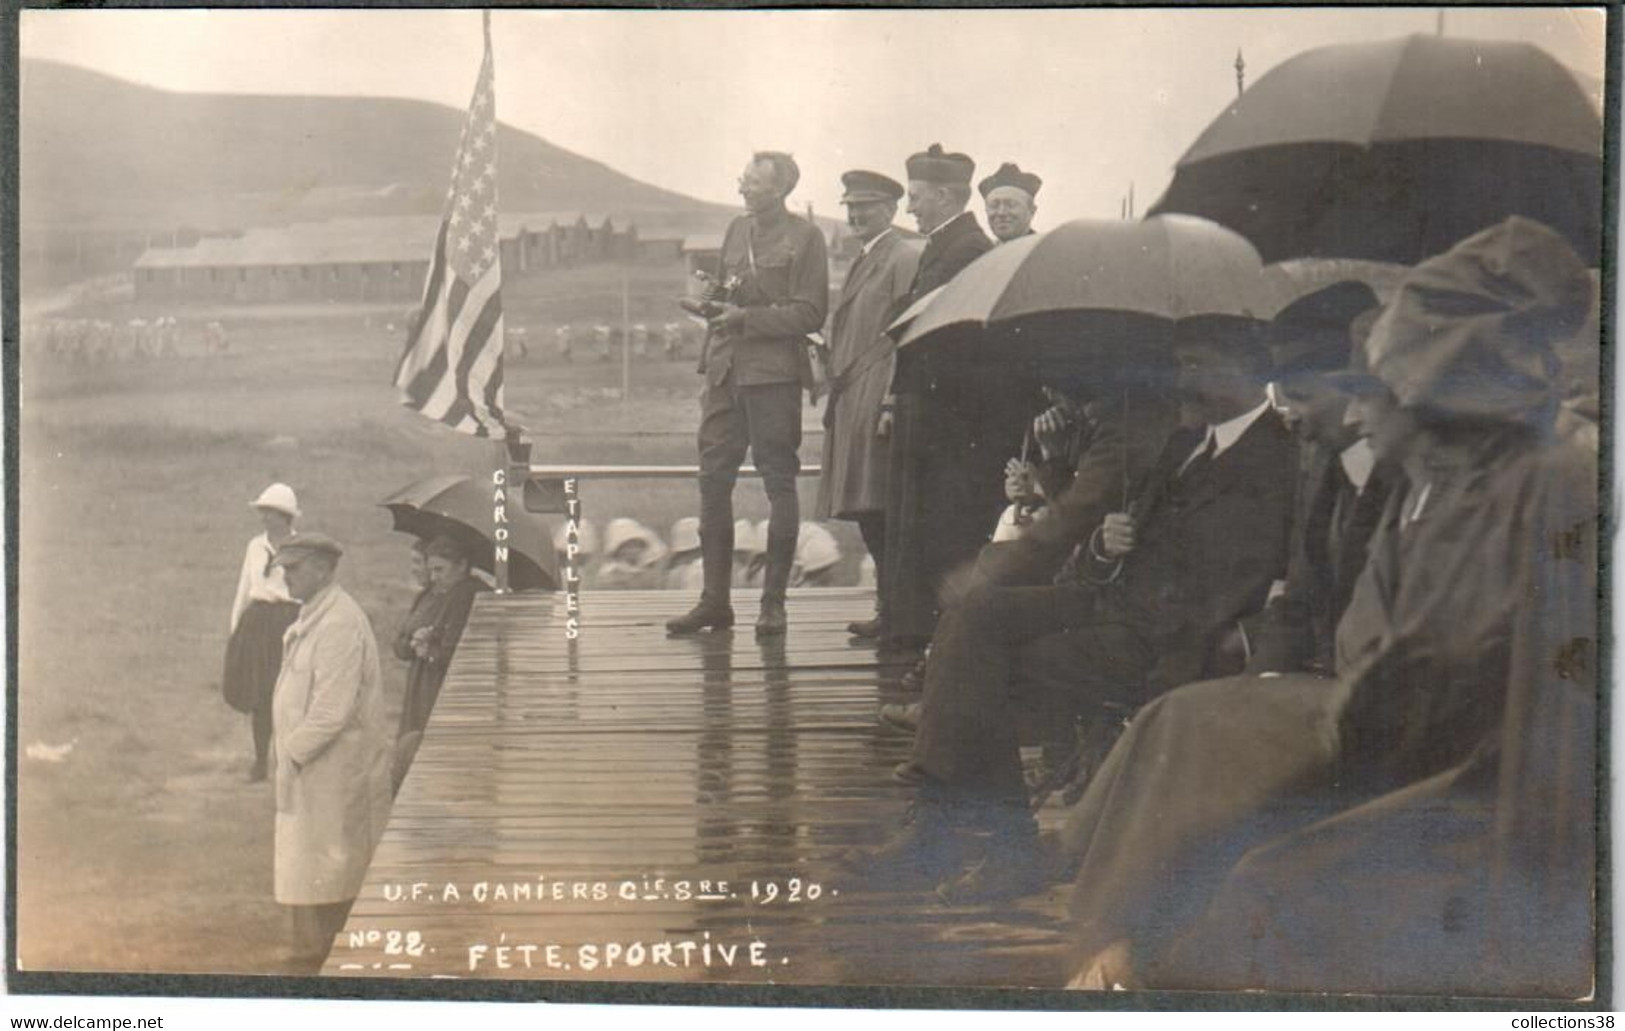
[326,588,1076,986]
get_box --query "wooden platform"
[326,589,1076,986]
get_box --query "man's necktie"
[1178,429,1218,479]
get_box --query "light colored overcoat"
[817,229,922,519]
[273,582,393,905]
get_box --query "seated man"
[1243,282,1397,677]
[1059,218,1596,995]
[848,318,1297,902]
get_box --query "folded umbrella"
[382,475,558,591]
[1149,34,1603,265]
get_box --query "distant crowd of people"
[24,315,227,364]
[555,517,856,591]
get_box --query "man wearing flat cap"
[880,143,1002,652]
[979,162,1042,243]
[667,151,830,638]
[268,533,393,973]
[818,170,922,638]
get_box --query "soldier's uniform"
[686,208,829,628]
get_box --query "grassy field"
[16,285,853,974]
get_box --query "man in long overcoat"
[818,170,922,637]
[270,533,394,973]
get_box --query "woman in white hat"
[222,482,301,782]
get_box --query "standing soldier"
[817,169,922,638]
[666,151,830,638]
[979,163,1042,243]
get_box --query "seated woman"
[791,522,842,587]
[594,518,670,590]
[1059,217,1597,997]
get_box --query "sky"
[18,7,1608,226]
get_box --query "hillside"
[20,59,739,238]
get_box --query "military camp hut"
[134,213,646,305]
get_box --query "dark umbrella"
[382,475,558,591]
[1149,34,1603,265]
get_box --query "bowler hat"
[1268,280,1380,381]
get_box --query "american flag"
[394,15,507,437]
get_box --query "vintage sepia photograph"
[8,3,1611,1006]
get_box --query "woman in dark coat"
[1059,217,1597,997]
[392,535,484,790]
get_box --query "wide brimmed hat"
[1365,216,1591,424]
[251,482,300,519]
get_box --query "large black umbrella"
[382,475,558,591]
[1149,34,1603,265]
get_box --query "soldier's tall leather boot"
[755,529,796,637]
[666,522,735,635]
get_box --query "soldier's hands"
[1101,512,1137,558]
[708,304,747,335]
[1005,458,1039,502]
[877,410,893,438]
[1032,405,1072,459]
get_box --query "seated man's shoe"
[935,834,1055,906]
[839,801,967,890]
[899,657,929,692]
[892,760,929,786]
[1024,738,1082,809]
[666,601,735,635]
[879,702,921,735]
[755,596,787,637]
[847,616,883,639]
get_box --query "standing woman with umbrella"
[223,483,302,782]
[393,534,486,790]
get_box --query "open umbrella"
[1149,34,1603,265]
[382,475,558,591]
[894,215,1274,392]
